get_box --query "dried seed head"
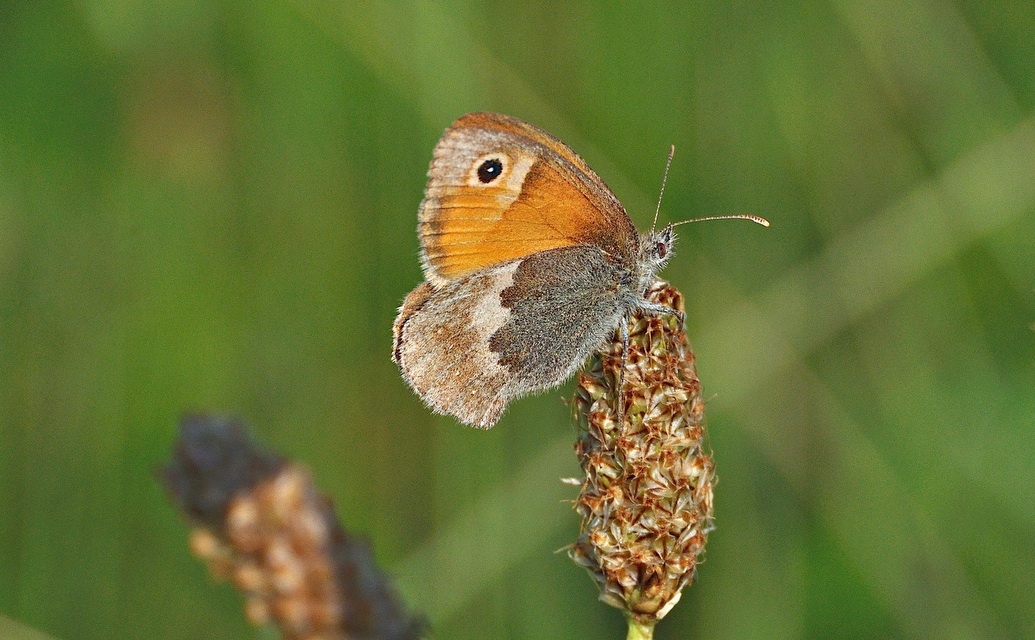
[570,281,715,625]
[161,415,425,640]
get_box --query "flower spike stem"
[627,617,656,640]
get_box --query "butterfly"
[392,113,766,428]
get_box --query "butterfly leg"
[617,318,630,420]
[637,300,685,327]
[613,300,681,422]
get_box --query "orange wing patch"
[418,113,637,283]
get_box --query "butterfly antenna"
[650,145,676,236]
[669,213,771,228]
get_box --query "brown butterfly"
[392,112,766,428]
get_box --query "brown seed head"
[161,415,425,640]
[570,281,715,624]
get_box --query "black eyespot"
[477,158,503,183]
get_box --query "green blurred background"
[2,1,1033,638]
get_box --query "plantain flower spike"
[161,415,424,640]
[570,280,715,633]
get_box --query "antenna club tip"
[669,214,772,228]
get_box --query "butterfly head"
[637,224,677,286]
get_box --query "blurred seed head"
[161,415,425,640]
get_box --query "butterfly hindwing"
[393,245,629,427]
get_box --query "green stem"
[626,617,655,640]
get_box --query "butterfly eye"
[476,158,504,183]
[656,241,668,259]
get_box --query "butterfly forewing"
[417,112,638,283]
